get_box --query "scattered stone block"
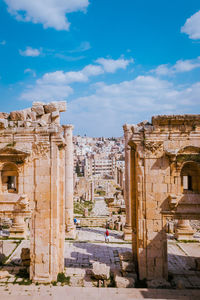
[121,261,135,272]
[9,110,26,121]
[31,103,44,116]
[44,103,57,114]
[0,112,9,119]
[92,262,110,280]
[21,248,30,267]
[0,271,9,279]
[119,251,133,261]
[114,274,135,288]
[0,119,8,129]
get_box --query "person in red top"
[105,229,110,243]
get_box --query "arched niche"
[180,161,200,194]
[1,163,18,193]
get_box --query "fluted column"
[123,124,132,241]
[63,125,76,239]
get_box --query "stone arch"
[1,162,19,193]
[180,161,200,193]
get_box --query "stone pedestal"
[63,125,76,239]
[10,213,27,239]
[175,220,194,240]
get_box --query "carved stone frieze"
[144,141,163,156]
[32,142,50,159]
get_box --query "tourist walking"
[105,229,110,243]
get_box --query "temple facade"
[124,115,200,281]
[0,101,75,282]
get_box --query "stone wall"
[0,101,70,283]
[124,115,200,281]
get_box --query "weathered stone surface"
[121,261,135,272]
[0,119,8,129]
[0,270,10,279]
[0,112,9,119]
[44,103,57,114]
[51,110,59,119]
[9,110,26,121]
[147,279,171,288]
[31,103,44,116]
[114,275,135,288]
[119,251,133,262]
[56,101,67,112]
[92,262,110,280]
[40,113,51,124]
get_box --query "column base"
[65,225,76,239]
[175,220,194,241]
[123,226,132,241]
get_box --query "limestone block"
[44,103,57,114]
[92,262,110,280]
[51,110,59,119]
[0,118,8,128]
[31,103,44,116]
[9,110,26,121]
[40,113,51,123]
[0,270,10,279]
[119,251,133,262]
[121,261,135,272]
[18,121,24,127]
[21,248,30,267]
[114,275,135,288]
[56,101,67,112]
[8,121,15,127]
[0,112,9,119]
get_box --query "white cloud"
[4,0,89,31]
[181,10,200,39]
[64,76,200,136]
[19,47,41,57]
[69,41,91,53]
[0,40,6,45]
[21,84,73,102]
[152,57,200,76]
[96,57,134,73]
[20,57,132,102]
[24,68,36,77]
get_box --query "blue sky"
[0,0,200,136]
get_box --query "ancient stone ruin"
[124,115,200,283]
[0,101,75,282]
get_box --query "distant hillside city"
[73,136,125,179]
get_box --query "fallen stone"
[21,248,30,267]
[9,110,26,121]
[44,103,57,114]
[51,110,59,119]
[114,275,135,288]
[92,262,110,280]
[147,278,171,288]
[0,270,10,279]
[31,103,44,116]
[40,113,51,123]
[119,251,133,261]
[0,112,9,119]
[56,101,67,112]
[0,119,8,129]
[121,261,135,272]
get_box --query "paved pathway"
[0,286,199,299]
[91,197,109,216]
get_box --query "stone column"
[63,125,76,239]
[175,219,194,240]
[123,124,132,241]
